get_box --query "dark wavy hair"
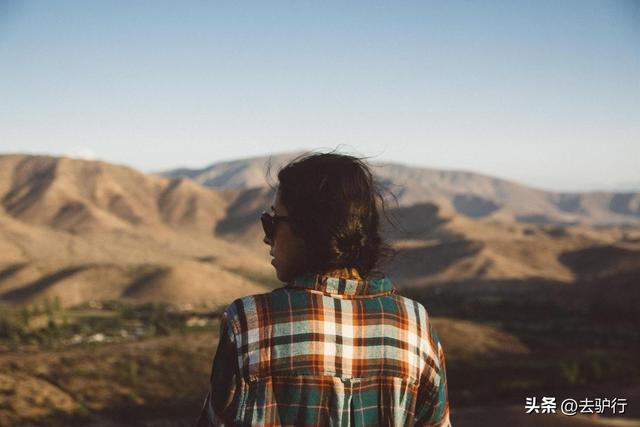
[275,152,394,279]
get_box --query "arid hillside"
[216,188,640,316]
[2,153,640,311]
[0,154,275,309]
[163,152,640,227]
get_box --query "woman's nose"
[263,235,273,246]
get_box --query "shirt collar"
[286,268,395,297]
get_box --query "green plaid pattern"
[199,272,451,426]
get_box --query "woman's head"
[263,152,391,282]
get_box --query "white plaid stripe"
[325,277,340,293]
[344,278,359,294]
[322,296,337,371]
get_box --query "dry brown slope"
[0,213,275,308]
[0,154,232,236]
[0,154,276,308]
[386,203,640,290]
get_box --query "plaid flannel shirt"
[197,270,451,426]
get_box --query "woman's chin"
[272,264,284,281]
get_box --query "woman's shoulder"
[222,286,291,328]
[391,292,431,320]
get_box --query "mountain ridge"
[160,151,640,227]
[1,153,639,312]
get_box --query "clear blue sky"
[1,0,638,192]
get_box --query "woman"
[197,152,451,426]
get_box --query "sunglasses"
[260,212,292,241]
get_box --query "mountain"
[1,153,639,314]
[0,154,239,235]
[0,154,274,308]
[179,151,640,316]
[160,152,304,190]
[161,152,640,227]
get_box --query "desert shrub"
[0,309,26,342]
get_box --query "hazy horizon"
[3,148,639,194]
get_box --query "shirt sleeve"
[414,320,451,426]
[195,310,241,427]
